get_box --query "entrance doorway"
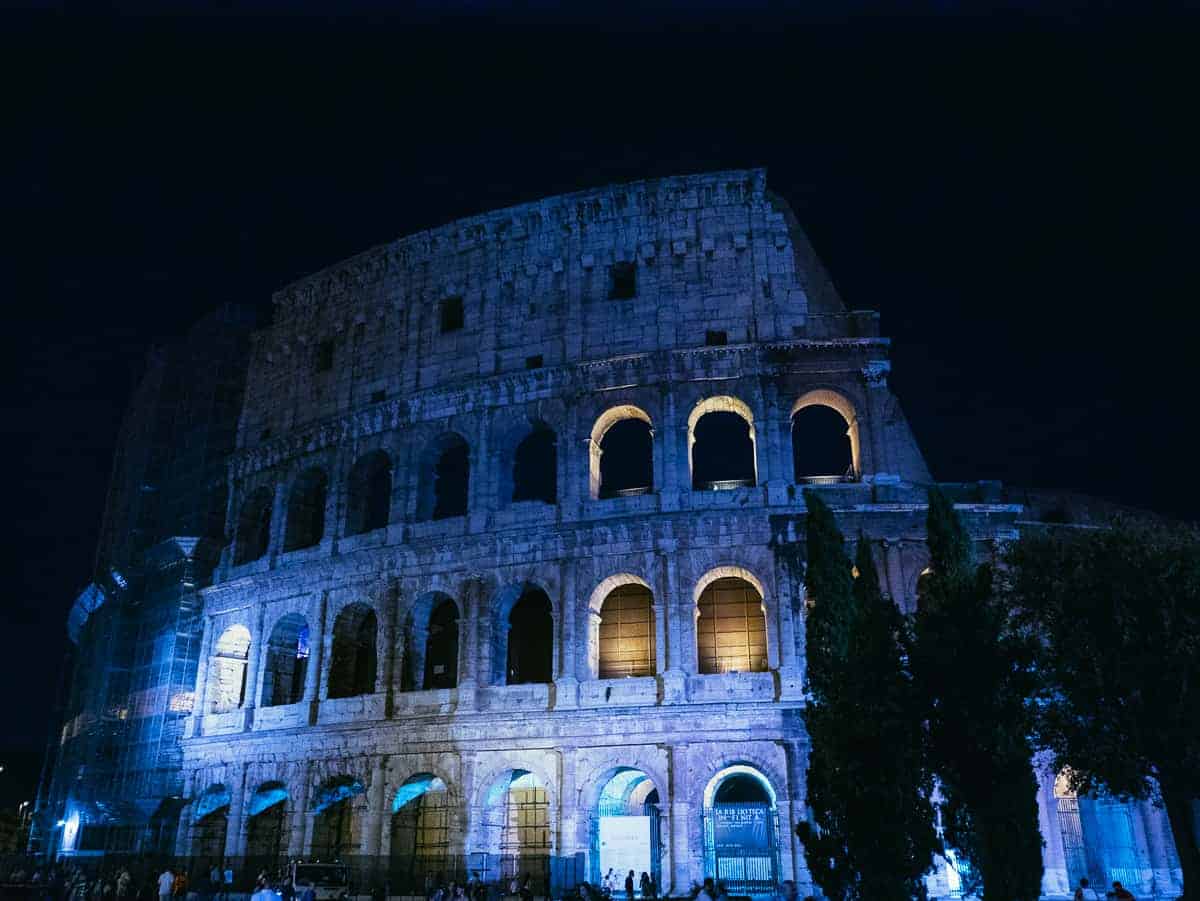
[702,766,780,895]
[591,768,662,897]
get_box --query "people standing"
[624,871,634,901]
[156,869,174,901]
[1073,877,1100,901]
[1110,882,1134,900]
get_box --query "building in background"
[33,304,255,861]
[36,172,1189,898]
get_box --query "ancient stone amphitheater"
[175,170,1185,899]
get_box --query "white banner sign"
[599,816,651,886]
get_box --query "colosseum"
[43,169,1188,899]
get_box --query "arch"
[328,603,378,699]
[284,467,328,551]
[389,774,452,893]
[478,769,552,893]
[595,582,656,680]
[695,574,768,675]
[791,389,860,482]
[192,784,231,865]
[687,396,758,490]
[586,574,654,679]
[234,487,273,565]
[701,765,780,895]
[310,776,365,861]
[423,597,460,690]
[246,781,288,867]
[416,433,471,521]
[512,425,558,504]
[494,584,554,686]
[262,613,310,707]
[1052,770,1147,891]
[208,625,251,713]
[588,767,664,891]
[346,450,393,536]
[590,406,654,500]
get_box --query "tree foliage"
[797,490,938,901]
[1004,516,1200,899]
[911,487,1044,901]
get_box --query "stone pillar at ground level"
[1035,764,1071,897]
[360,756,388,857]
[224,765,248,859]
[1139,800,1184,897]
[288,767,311,858]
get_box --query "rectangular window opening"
[370,390,386,403]
[440,296,464,333]
[525,354,544,370]
[608,262,637,300]
[705,330,728,347]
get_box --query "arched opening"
[418,434,470,521]
[1053,771,1148,892]
[500,586,554,686]
[513,427,558,504]
[389,775,452,893]
[346,450,392,536]
[310,776,365,861]
[598,585,656,679]
[208,625,251,713]
[480,771,551,895]
[147,799,185,857]
[262,614,310,707]
[192,785,231,866]
[284,468,328,551]
[234,487,273,564]
[592,407,654,499]
[590,768,662,894]
[245,782,288,875]
[688,398,757,491]
[791,391,859,483]
[696,577,768,675]
[328,603,378,699]
[702,766,780,895]
[424,599,459,690]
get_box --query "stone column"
[245,602,267,713]
[287,765,311,858]
[175,771,197,857]
[667,746,692,895]
[458,578,482,710]
[659,386,679,511]
[1035,762,1071,897]
[556,559,579,707]
[1140,800,1183,896]
[191,618,217,734]
[360,756,389,857]
[784,740,811,895]
[224,764,248,859]
[268,479,287,565]
[659,549,686,705]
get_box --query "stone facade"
[173,170,1184,898]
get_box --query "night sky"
[3,1,1197,807]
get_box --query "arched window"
[419,434,470,521]
[283,468,328,551]
[791,391,858,483]
[245,782,288,868]
[697,577,768,675]
[688,397,757,490]
[479,771,550,895]
[512,427,558,504]
[702,766,780,895]
[598,584,656,678]
[234,487,273,564]
[310,777,364,861]
[390,775,451,892]
[591,407,654,499]
[192,784,231,865]
[423,599,459,690]
[262,614,310,707]
[346,450,392,536]
[504,587,554,685]
[590,768,662,888]
[328,603,378,699]
[209,625,251,713]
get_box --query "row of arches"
[204,573,771,714]
[187,762,783,896]
[233,393,857,565]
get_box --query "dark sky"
[2,1,1197,804]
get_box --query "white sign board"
[599,816,651,884]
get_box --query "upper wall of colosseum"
[237,169,867,446]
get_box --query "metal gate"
[703,803,779,895]
[390,789,453,892]
[498,786,551,896]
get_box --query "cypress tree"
[797,491,938,900]
[912,487,1043,901]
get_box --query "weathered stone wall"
[175,171,1184,899]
